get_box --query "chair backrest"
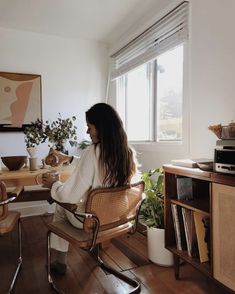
[0,181,8,221]
[83,181,144,233]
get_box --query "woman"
[42,103,139,274]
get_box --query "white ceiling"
[0,0,170,44]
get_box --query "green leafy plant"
[24,115,78,151]
[78,140,91,150]
[24,118,47,148]
[44,114,78,151]
[140,167,164,229]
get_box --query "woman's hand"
[41,171,60,189]
[45,148,73,167]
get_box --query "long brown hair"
[86,103,136,187]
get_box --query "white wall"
[0,27,108,215]
[110,0,235,171]
[189,0,235,157]
[0,27,108,161]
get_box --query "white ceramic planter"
[147,227,174,267]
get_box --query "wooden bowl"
[1,156,27,171]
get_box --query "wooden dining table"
[0,165,74,202]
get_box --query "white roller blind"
[110,1,189,80]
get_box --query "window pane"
[126,63,152,141]
[116,76,126,127]
[117,64,152,141]
[116,44,185,143]
[156,45,183,141]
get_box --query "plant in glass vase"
[44,114,78,153]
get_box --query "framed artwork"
[0,72,42,132]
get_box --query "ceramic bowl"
[1,156,27,171]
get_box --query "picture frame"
[0,72,42,132]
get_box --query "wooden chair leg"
[8,219,22,294]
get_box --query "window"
[111,1,188,145]
[117,62,153,141]
[117,44,184,142]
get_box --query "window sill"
[130,141,189,153]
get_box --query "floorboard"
[0,214,232,294]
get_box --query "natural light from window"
[117,44,184,143]
[157,45,183,141]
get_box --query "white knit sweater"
[50,144,102,211]
[49,144,141,251]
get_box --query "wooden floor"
[0,214,232,294]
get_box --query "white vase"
[27,147,37,158]
[147,227,174,266]
[29,157,38,171]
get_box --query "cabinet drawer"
[212,183,235,291]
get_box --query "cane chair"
[47,181,145,294]
[0,181,23,294]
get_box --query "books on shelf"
[176,205,187,251]
[181,207,192,257]
[171,203,209,262]
[171,204,182,250]
[193,211,209,263]
[181,208,199,258]
[202,216,210,262]
[176,177,193,200]
[171,158,212,168]
[171,159,198,168]
[171,204,187,251]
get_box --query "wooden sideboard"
[163,164,235,293]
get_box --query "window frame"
[115,42,189,154]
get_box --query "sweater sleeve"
[50,145,97,204]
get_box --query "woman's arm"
[44,148,73,167]
[49,145,98,204]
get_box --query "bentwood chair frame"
[0,181,23,294]
[46,181,145,294]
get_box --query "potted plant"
[24,115,78,156]
[24,118,47,157]
[140,167,173,266]
[44,114,78,153]
[76,139,91,156]
[78,139,91,150]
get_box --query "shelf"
[166,246,212,277]
[171,198,210,216]
[164,164,235,292]
[163,164,212,180]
